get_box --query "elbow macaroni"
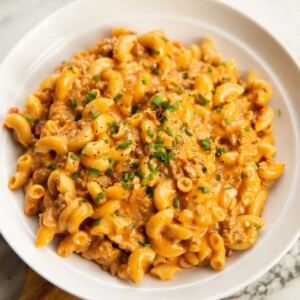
[5,28,284,283]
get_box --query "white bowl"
[0,0,300,299]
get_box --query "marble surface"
[0,0,299,299]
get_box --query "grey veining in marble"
[0,0,300,299]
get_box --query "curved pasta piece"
[68,126,94,153]
[55,67,78,103]
[5,114,33,147]
[8,154,32,190]
[34,136,68,155]
[153,180,176,211]
[151,264,181,280]
[68,202,94,233]
[127,248,156,283]
[213,83,244,106]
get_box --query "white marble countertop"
[0,0,299,299]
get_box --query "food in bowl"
[5,28,284,283]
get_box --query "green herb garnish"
[87,91,97,102]
[70,153,79,160]
[113,93,123,102]
[118,140,132,149]
[88,168,99,177]
[198,186,210,193]
[200,138,211,151]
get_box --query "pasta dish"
[5,28,284,283]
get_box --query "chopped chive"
[129,171,135,180]
[146,186,154,197]
[25,116,32,122]
[141,180,147,187]
[48,164,56,171]
[168,102,179,112]
[34,119,39,125]
[131,105,138,115]
[173,198,179,208]
[198,186,210,193]
[107,121,120,128]
[126,224,135,230]
[162,36,169,43]
[147,161,155,172]
[153,68,160,75]
[131,162,141,168]
[162,101,170,110]
[125,129,132,135]
[138,240,151,247]
[118,140,132,149]
[222,76,231,81]
[91,219,101,226]
[80,199,88,203]
[124,173,129,181]
[200,138,211,151]
[92,111,100,119]
[167,126,173,137]
[104,139,109,144]
[88,168,99,177]
[185,129,193,137]
[177,88,183,95]
[94,192,105,204]
[202,166,208,173]
[216,174,221,181]
[146,143,153,150]
[74,113,82,121]
[175,135,181,143]
[105,159,115,175]
[151,95,163,106]
[255,225,262,231]
[70,99,77,108]
[278,109,282,117]
[151,48,159,55]
[137,171,145,179]
[159,115,168,124]
[92,220,101,226]
[216,105,223,113]
[220,61,227,67]
[208,66,214,73]
[122,182,134,190]
[113,93,123,102]
[92,75,100,81]
[215,147,227,157]
[87,91,97,102]
[225,118,231,125]
[80,146,87,154]
[141,75,149,85]
[149,173,154,180]
[245,126,250,132]
[166,146,175,152]
[183,72,189,79]
[68,65,76,73]
[198,94,210,106]
[241,172,245,179]
[147,129,154,137]
[70,153,79,160]
[72,172,80,180]
[224,186,232,191]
